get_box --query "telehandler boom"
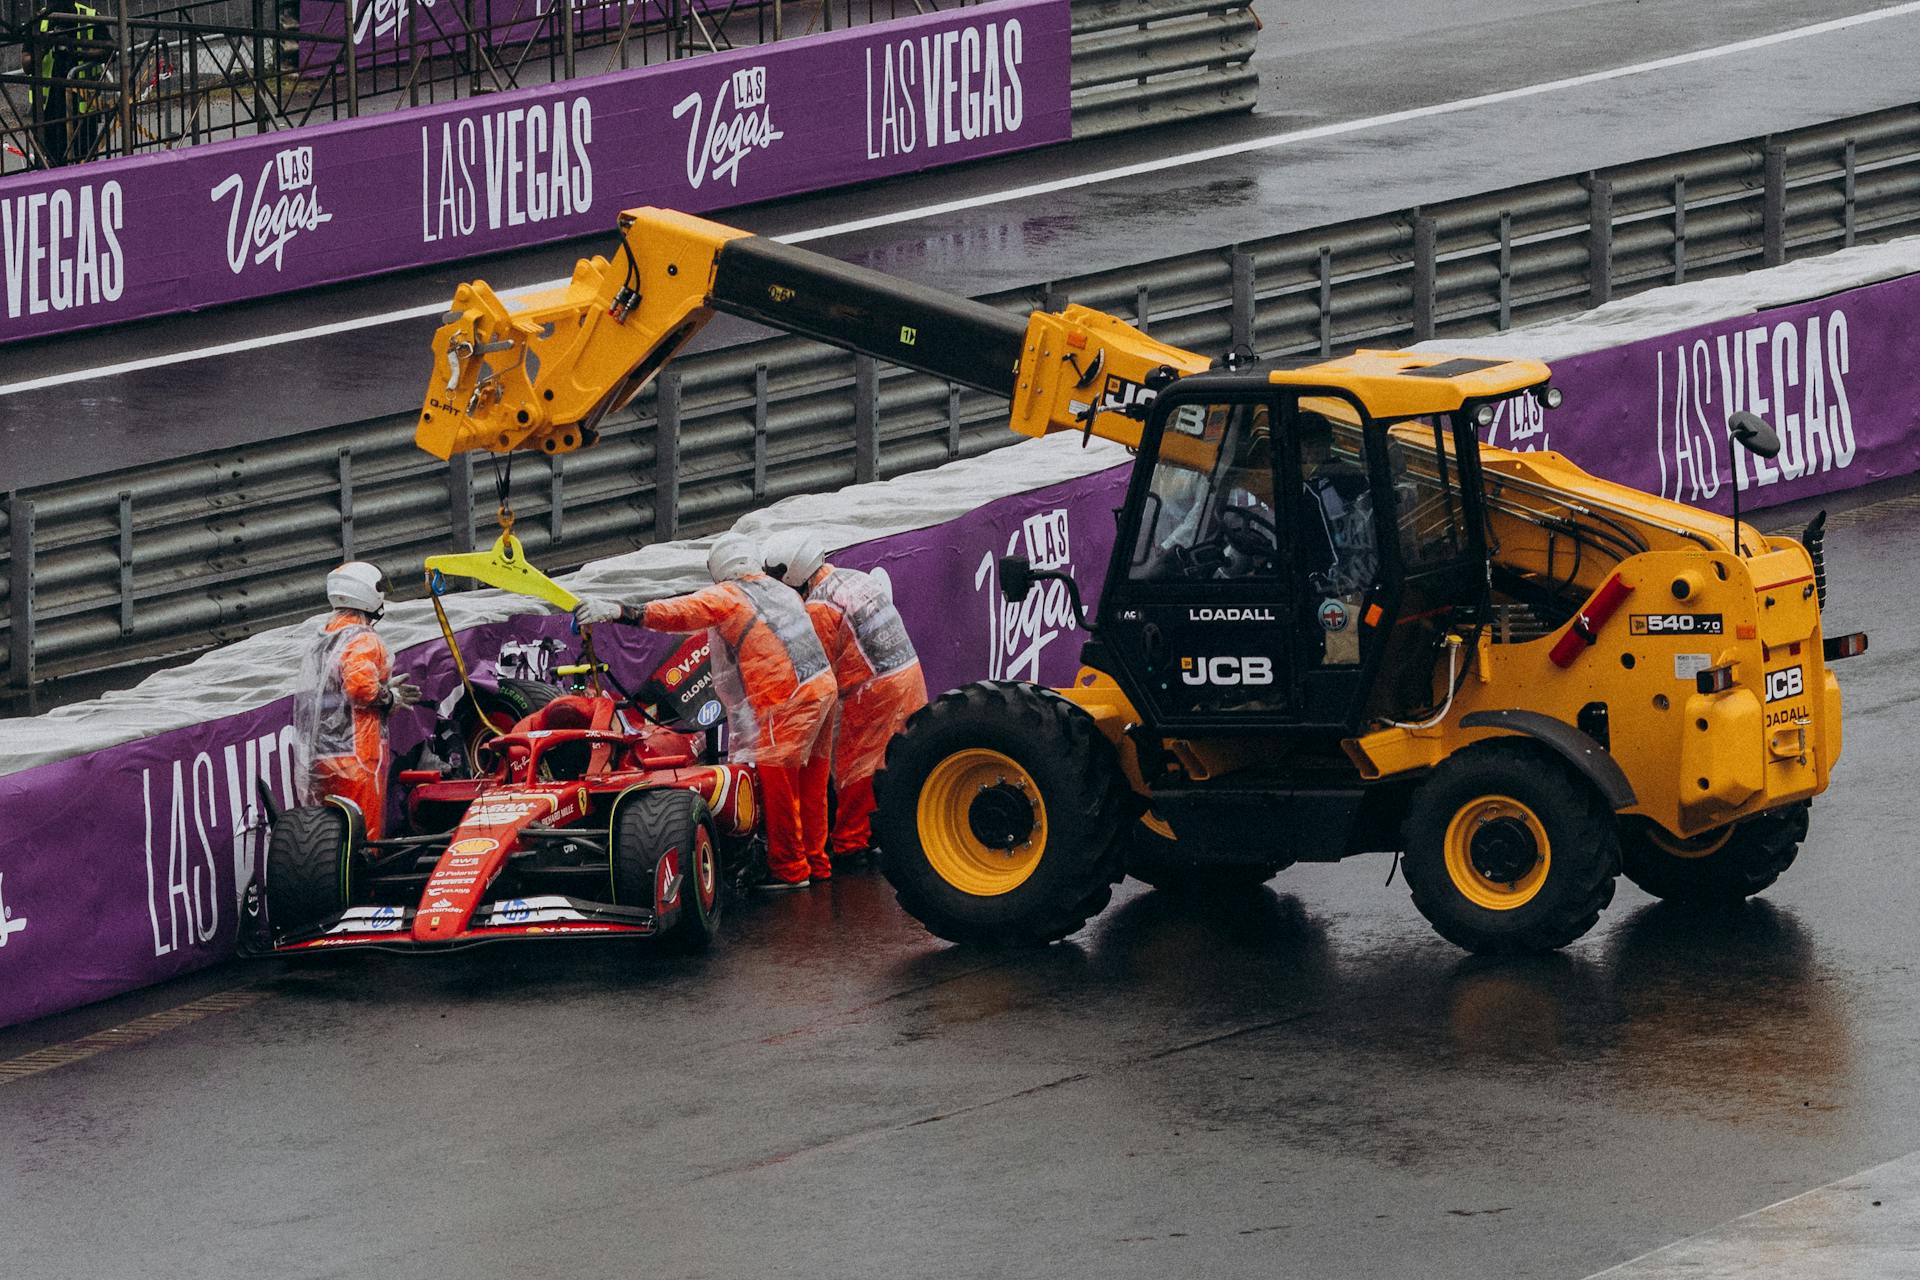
[421,207,1865,954]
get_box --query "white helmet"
[706,532,759,583]
[326,561,389,615]
[761,529,826,588]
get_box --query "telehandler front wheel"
[1619,803,1808,905]
[1401,743,1620,955]
[873,682,1130,947]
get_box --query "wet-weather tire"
[1123,821,1287,893]
[873,681,1131,947]
[265,803,359,934]
[1619,803,1808,905]
[614,789,722,952]
[456,684,561,776]
[1401,742,1620,955]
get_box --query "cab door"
[1097,389,1298,733]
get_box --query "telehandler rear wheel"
[873,681,1130,946]
[1619,803,1807,904]
[1401,743,1620,955]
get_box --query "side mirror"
[998,555,1035,603]
[1728,411,1781,459]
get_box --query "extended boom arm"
[418,207,1207,460]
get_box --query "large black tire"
[1620,803,1808,905]
[1401,742,1620,955]
[614,789,722,952]
[456,683,561,776]
[265,803,359,934]
[873,681,1131,947]
[1123,819,1289,893]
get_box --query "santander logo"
[975,509,1081,683]
[673,65,784,190]
[209,145,333,274]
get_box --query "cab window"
[1385,417,1469,571]
[1129,401,1277,583]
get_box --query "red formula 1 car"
[243,629,763,956]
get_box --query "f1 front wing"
[248,895,658,954]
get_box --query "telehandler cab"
[419,208,1865,955]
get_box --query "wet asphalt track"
[9,0,1920,488]
[0,474,1915,1278]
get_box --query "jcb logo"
[1765,665,1804,703]
[1180,656,1274,686]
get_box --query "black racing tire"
[614,789,722,952]
[1401,742,1620,955]
[1123,820,1287,893]
[457,684,561,776]
[873,681,1131,947]
[265,803,359,934]
[1619,803,1808,905]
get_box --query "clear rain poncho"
[644,574,836,770]
[805,565,928,784]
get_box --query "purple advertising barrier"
[0,0,1071,344]
[1478,271,1920,514]
[0,460,1125,1028]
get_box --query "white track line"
[6,0,1918,398]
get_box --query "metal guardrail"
[8,102,1917,692]
[1070,0,1256,138]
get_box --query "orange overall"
[644,575,836,883]
[295,612,395,839]
[798,565,928,861]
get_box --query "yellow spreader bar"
[423,532,579,612]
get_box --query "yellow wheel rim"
[1443,795,1551,911]
[916,749,1048,897]
[1645,823,1734,860]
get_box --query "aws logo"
[1180,655,1274,686]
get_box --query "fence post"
[853,355,878,484]
[249,0,267,135]
[1843,138,1857,249]
[1763,140,1787,267]
[1228,246,1254,352]
[655,370,681,541]
[1587,175,1613,308]
[449,454,475,552]
[1497,210,1513,330]
[1317,246,1332,356]
[1411,212,1436,342]
[1673,175,1687,285]
[1042,282,1066,314]
[1134,284,1150,334]
[118,490,135,636]
[560,0,576,80]
[947,384,961,458]
[337,446,355,558]
[549,453,565,544]
[343,0,359,117]
[116,0,135,153]
[752,362,769,502]
[8,494,34,690]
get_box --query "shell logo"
[663,667,686,687]
[447,837,498,857]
